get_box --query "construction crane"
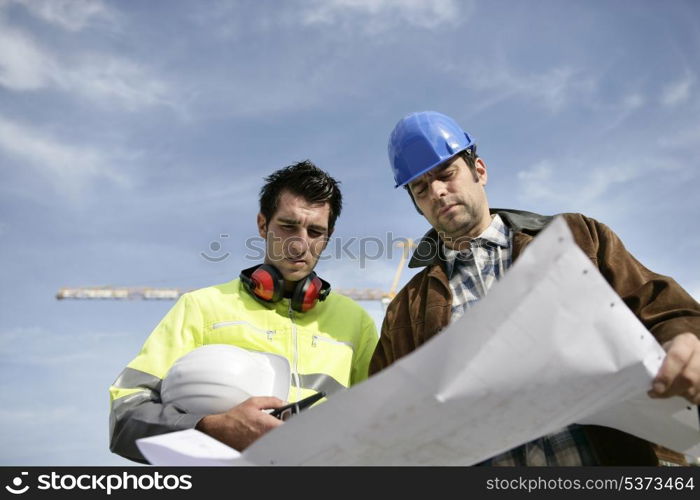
[56,239,417,307]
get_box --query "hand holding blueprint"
[137,216,700,465]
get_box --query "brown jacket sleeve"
[564,213,700,344]
[370,312,394,376]
[370,266,452,376]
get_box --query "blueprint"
[137,217,700,466]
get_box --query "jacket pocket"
[208,320,279,352]
[299,332,355,388]
[311,335,354,350]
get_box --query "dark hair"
[259,160,343,232]
[405,146,479,214]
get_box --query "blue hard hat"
[388,111,476,188]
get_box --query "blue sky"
[1,0,698,465]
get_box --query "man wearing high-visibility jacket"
[109,161,378,463]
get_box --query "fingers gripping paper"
[137,216,700,466]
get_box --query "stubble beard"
[435,201,484,247]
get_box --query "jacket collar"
[408,208,553,268]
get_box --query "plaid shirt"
[444,214,595,466]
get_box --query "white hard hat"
[161,344,291,415]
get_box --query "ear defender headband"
[240,264,331,313]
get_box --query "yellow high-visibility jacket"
[109,278,378,463]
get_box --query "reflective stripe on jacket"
[110,278,378,462]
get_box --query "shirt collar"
[443,214,510,264]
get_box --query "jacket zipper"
[311,335,354,349]
[212,320,275,341]
[288,302,301,402]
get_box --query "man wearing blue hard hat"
[370,111,700,466]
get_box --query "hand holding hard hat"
[161,344,292,451]
[161,344,291,413]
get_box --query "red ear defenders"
[240,264,331,313]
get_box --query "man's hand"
[648,332,700,404]
[195,396,286,451]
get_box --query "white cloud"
[593,91,648,135]
[516,157,679,208]
[301,0,466,31]
[0,25,55,90]
[531,67,586,112]
[145,175,261,217]
[658,125,700,150]
[661,74,694,107]
[193,0,469,39]
[0,116,130,199]
[450,61,596,114]
[516,161,557,201]
[10,0,113,31]
[64,55,173,111]
[0,22,173,111]
[622,93,645,110]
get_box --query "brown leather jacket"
[370,209,700,465]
